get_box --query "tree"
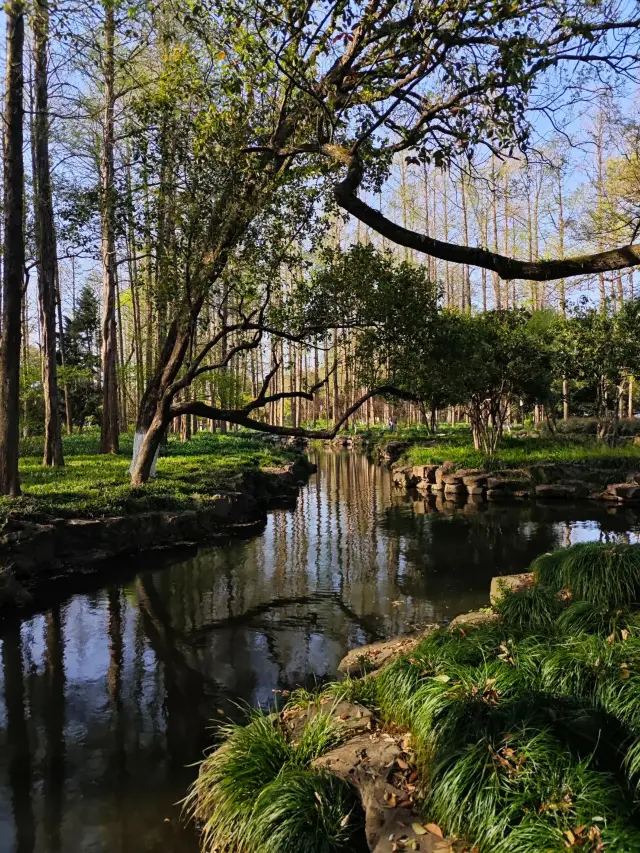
[0,0,26,496]
[125,0,640,485]
[63,284,102,431]
[33,0,64,467]
[99,0,119,454]
[561,300,640,443]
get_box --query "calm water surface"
[1,450,640,853]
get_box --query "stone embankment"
[0,456,316,612]
[392,461,640,505]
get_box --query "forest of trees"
[1,0,640,495]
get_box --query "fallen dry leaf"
[425,823,444,838]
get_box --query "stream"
[1,449,640,853]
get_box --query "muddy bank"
[0,456,316,613]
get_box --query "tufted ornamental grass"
[531,542,640,609]
[190,545,640,853]
[362,544,640,850]
[371,620,640,851]
[186,705,366,853]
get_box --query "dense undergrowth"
[191,543,640,853]
[0,430,295,520]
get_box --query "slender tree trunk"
[332,329,339,425]
[55,266,72,432]
[491,160,501,309]
[33,0,63,466]
[99,0,119,453]
[0,0,25,496]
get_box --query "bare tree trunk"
[491,160,501,309]
[55,266,72,432]
[99,0,119,454]
[332,329,339,425]
[33,0,63,467]
[0,0,25,496]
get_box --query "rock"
[413,464,439,485]
[434,463,455,485]
[535,483,584,499]
[313,731,453,853]
[461,473,488,488]
[441,473,463,486]
[449,610,497,628]
[443,483,466,496]
[466,485,486,496]
[338,627,437,677]
[490,572,535,604]
[606,483,640,503]
[487,476,531,490]
[285,701,374,745]
[0,567,33,608]
[392,467,411,487]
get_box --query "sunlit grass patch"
[404,432,640,473]
[1,429,297,520]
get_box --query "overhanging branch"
[169,384,420,439]
[328,147,640,283]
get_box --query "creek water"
[1,449,640,853]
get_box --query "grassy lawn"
[0,431,297,520]
[402,430,640,473]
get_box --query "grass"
[402,430,640,475]
[186,704,365,853]
[0,429,297,520]
[192,544,640,853]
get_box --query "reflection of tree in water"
[2,452,639,853]
[378,497,640,603]
[2,619,34,853]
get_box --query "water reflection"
[0,450,639,852]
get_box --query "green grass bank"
[2,430,299,521]
[191,542,640,853]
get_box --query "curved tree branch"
[170,384,420,439]
[327,146,640,282]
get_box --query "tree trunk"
[33,0,64,467]
[55,266,72,433]
[99,0,119,454]
[0,0,25,496]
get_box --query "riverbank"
[191,542,640,853]
[387,431,640,505]
[0,431,316,611]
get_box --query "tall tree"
[0,0,26,496]
[99,0,119,453]
[33,0,64,467]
